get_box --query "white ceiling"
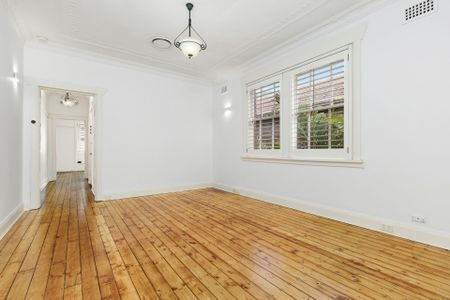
[8,0,373,78]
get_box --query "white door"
[88,97,95,187]
[56,125,76,172]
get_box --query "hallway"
[0,172,450,299]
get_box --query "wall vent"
[220,85,228,95]
[405,0,435,22]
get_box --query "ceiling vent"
[151,37,172,49]
[404,0,435,23]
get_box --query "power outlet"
[381,224,394,233]
[412,215,426,224]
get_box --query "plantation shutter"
[77,121,86,153]
[292,58,345,150]
[247,80,281,151]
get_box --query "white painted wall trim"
[213,183,450,250]
[95,183,214,201]
[0,202,24,240]
[241,156,364,168]
[40,179,48,191]
[48,113,88,121]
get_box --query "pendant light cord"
[188,10,191,37]
[187,3,193,37]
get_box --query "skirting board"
[40,179,49,191]
[0,202,24,240]
[95,183,214,201]
[213,183,450,250]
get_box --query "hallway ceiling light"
[60,92,79,107]
[174,3,207,59]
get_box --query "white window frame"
[241,25,365,167]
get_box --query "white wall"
[24,46,213,199]
[213,0,450,243]
[0,1,24,236]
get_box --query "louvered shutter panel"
[292,59,345,150]
[247,80,281,150]
[77,121,86,152]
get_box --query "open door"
[87,96,95,190]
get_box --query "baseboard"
[95,183,214,201]
[86,180,450,249]
[40,179,49,191]
[0,202,24,240]
[213,183,450,250]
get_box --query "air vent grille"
[405,0,435,22]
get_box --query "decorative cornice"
[26,40,213,86]
[209,0,392,76]
[208,0,328,72]
[49,34,205,77]
[2,0,31,42]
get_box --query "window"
[293,60,344,149]
[247,78,281,151]
[244,46,359,165]
[290,52,349,159]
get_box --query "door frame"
[23,76,107,210]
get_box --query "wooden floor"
[1,173,450,299]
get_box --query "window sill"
[241,155,364,168]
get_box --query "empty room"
[1,0,450,299]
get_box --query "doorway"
[23,79,104,211]
[38,87,96,205]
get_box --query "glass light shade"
[60,92,78,107]
[179,38,202,58]
[61,100,77,107]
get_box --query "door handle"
[31,120,36,124]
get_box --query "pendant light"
[60,92,78,107]
[174,3,207,59]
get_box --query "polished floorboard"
[0,172,449,299]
